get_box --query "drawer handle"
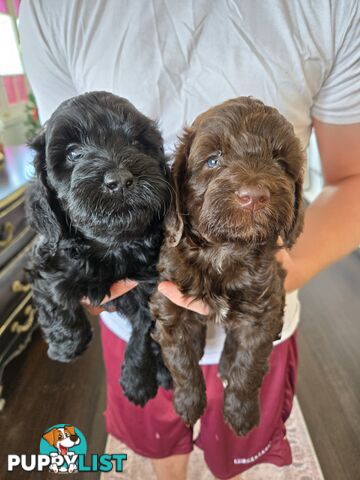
[12,280,32,293]
[0,222,14,249]
[11,305,35,334]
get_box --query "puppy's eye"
[276,159,290,174]
[207,152,221,169]
[66,146,81,162]
[273,149,289,173]
[130,139,141,147]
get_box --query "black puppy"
[27,91,172,406]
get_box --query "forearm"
[285,174,360,291]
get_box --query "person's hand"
[276,244,305,292]
[276,248,294,292]
[158,241,303,312]
[81,279,138,315]
[157,281,209,315]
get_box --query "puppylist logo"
[8,424,127,474]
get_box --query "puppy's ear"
[27,128,62,244]
[42,429,56,446]
[282,174,305,248]
[65,425,76,436]
[166,128,193,246]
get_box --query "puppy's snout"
[104,169,134,192]
[236,185,270,211]
[70,434,78,442]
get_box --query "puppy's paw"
[120,365,158,407]
[47,329,93,363]
[223,390,260,436]
[47,345,76,363]
[173,385,207,426]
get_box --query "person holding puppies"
[20,1,359,479]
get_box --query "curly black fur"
[27,91,172,406]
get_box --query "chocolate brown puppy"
[150,97,304,436]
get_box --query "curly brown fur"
[150,97,305,435]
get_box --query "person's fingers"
[275,247,300,292]
[81,279,138,315]
[276,247,289,267]
[100,279,138,305]
[276,235,285,247]
[157,281,209,315]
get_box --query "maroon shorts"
[100,320,298,479]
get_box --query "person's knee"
[151,453,190,480]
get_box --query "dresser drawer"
[0,147,38,408]
[0,242,33,323]
[0,187,35,269]
[0,292,36,368]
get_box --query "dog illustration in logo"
[42,425,80,473]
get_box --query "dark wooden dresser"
[0,145,36,410]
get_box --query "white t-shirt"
[19,0,360,364]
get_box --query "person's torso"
[30,0,341,361]
[51,0,337,150]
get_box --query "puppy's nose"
[104,170,134,192]
[236,185,270,211]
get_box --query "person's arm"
[158,120,360,311]
[279,120,360,292]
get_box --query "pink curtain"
[0,0,21,15]
[3,76,28,103]
[1,1,28,104]
[0,0,6,13]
